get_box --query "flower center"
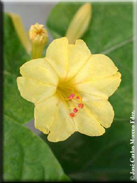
[57,83,84,118]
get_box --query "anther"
[76,96,80,100]
[67,93,84,117]
[78,103,84,108]
[70,113,75,117]
[73,108,78,113]
[68,93,75,100]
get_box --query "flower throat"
[57,84,84,118]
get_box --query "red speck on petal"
[68,93,75,100]
[70,113,75,117]
[78,103,84,108]
[73,108,78,113]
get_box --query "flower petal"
[71,54,118,83]
[83,97,114,128]
[74,106,105,136]
[66,40,91,79]
[84,72,121,97]
[20,58,58,85]
[47,101,75,142]
[75,82,108,99]
[34,95,59,134]
[75,72,121,97]
[46,37,68,79]
[17,77,56,104]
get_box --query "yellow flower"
[17,37,121,142]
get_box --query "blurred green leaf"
[4,14,33,124]
[4,115,70,181]
[41,120,131,181]
[45,2,133,181]
[47,2,133,120]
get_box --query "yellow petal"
[84,72,121,97]
[17,77,56,104]
[75,72,121,98]
[47,101,75,142]
[83,97,114,128]
[74,106,105,136]
[71,54,118,83]
[66,40,91,79]
[46,37,68,79]
[20,58,59,86]
[8,13,31,54]
[45,38,92,81]
[75,82,108,99]
[34,95,59,134]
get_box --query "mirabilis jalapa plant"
[16,3,121,142]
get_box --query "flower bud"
[29,23,48,58]
[66,3,92,44]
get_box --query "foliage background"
[4,2,133,182]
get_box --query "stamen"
[68,93,84,118]
[70,113,75,117]
[78,103,84,108]
[57,86,84,118]
[73,108,78,113]
[68,93,75,100]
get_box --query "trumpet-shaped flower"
[17,37,121,142]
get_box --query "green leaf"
[46,2,134,181]
[41,120,131,181]
[4,13,33,124]
[47,2,133,120]
[4,115,70,181]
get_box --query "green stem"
[31,44,45,59]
